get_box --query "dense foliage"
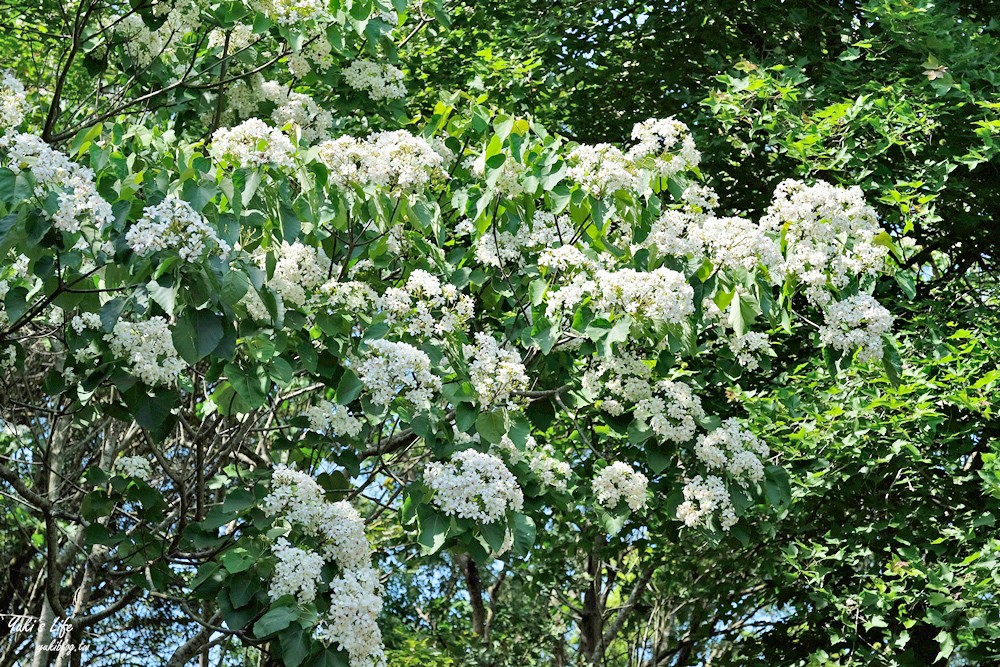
[0,1,997,667]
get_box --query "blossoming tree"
[0,1,905,665]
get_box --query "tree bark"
[459,555,487,638]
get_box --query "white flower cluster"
[261,0,326,24]
[320,280,379,315]
[315,567,387,667]
[210,118,296,169]
[475,228,524,268]
[584,356,705,444]
[114,0,203,67]
[0,132,114,233]
[592,461,648,511]
[689,215,785,282]
[494,434,571,492]
[0,71,27,130]
[424,449,524,523]
[463,332,529,409]
[269,537,326,604]
[566,143,636,198]
[693,418,769,483]
[286,39,336,79]
[127,196,229,261]
[594,267,694,324]
[676,475,736,530]
[113,455,154,482]
[106,317,185,386]
[569,118,704,197]
[636,380,706,443]
[266,241,332,308]
[627,117,701,178]
[728,332,773,371]
[262,466,384,667]
[343,60,407,101]
[819,294,893,362]
[762,179,888,304]
[475,211,573,267]
[354,340,442,407]
[70,311,102,334]
[467,151,526,197]
[316,130,446,192]
[303,400,363,438]
[208,23,256,52]
[678,420,769,530]
[380,269,474,338]
[258,81,334,144]
[635,210,704,258]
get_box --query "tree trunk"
[459,555,487,638]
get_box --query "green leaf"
[416,504,450,554]
[306,648,349,667]
[476,410,508,443]
[764,465,791,508]
[882,336,903,387]
[3,287,27,322]
[894,270,917,300]
[511,513,536,556]
[480,520,508,553]
[221,548,254,574]
[253,604,299,638]
[280,625,311,667]
[222,487,256,514]
[221,270,250,305]
[100,298,127,333]
[173,309,224,364]
[336,369,364,404]
[728,291,759,336]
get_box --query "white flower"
[127,196,229,261]
[106,317,185,386]
[354,340,442,407]
[303,400,363,438]
[594,267,694,324]
[761,179,888,304]
[475,228,524,268]
[819,294,893,362]
[425,449,524,523]
[463,332,529,409]
[0,71,27,130]
[467,152,525,197]
[267,241,331,308]
[113,455,154,482]
[689,216,784,282]
[566,143,635,197]
[694,418,769,484]
[262,85,334,144]
[261,0,326,24]
[592,462,647,511]
[263,466,374,570]
[634,380,705,444]
[70,312,102,334]
[728,332,773,370]
[527,443,571,492]
[676,474,737,530]
[627,117,701,178]
[0,132,114,233]
[314,566,386,667]
[316,131,445,192]
[210,118,296,169]
[343,60,407,101]
[379,270,474,338]
[269,537,326,605]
